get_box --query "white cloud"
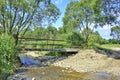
[55,0,63,4]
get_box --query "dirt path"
[53,49,120,76]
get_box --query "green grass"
[19,40,69,49]
[95,44,120,50]
[35,51,50,56]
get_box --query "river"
[7,55,120,80]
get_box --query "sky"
[51,0,112,39]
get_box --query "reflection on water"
[17,56,119,80]
[19,56,40,66]
[97,72,110,77]
[17,66,118,80]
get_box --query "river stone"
[7,74,24,80]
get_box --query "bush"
[67,32,84,46]
[109,39,120,44]
[0,33,17,79]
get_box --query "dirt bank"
[53,49,120,76]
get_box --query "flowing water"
[8,56,120,80]
[17,66,119,80]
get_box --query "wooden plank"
[18,37,82,43]
[19,44,81,48]
[18,37,82,51]
[18,48,80,52]
[19,37,64,41]
[20,43,65,46]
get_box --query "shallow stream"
[16,66,119,80]
[7,55,120,80]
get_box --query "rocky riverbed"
[7,66,120,80]
[7,49,120,80]
[53,49,120,76]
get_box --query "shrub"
[0,33,17,79]
[67,32,84,46]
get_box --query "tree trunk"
[13,34,19,45]
[85,35,89,48]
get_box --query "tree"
[47,26,58,39]
[63,0,103,47]
[0,0,60,45]
[32,27,48,38]
[111,26,120,44]
[67,32,84,46]
[88,31,107,44]
[102,0,120,25]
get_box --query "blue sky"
[51,0,112,39]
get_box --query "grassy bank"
[95,44,120,50]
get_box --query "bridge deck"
[19,48,80,53]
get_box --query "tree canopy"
[0,0,60,44]
[111,26,120,43]
[63,0,103,46]
[102,0,120,25]
[62,0,120,47]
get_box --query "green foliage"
[0,33,16,77]
[89,31,108,44]
[67,32,84,46]
[100,39,109,44]
[33,27,47,38]
[0,0,60,45]
[62,0,104,47]
[110,26,120,43]
[22,27,107,49]
[23,26,59,39]
[62,0,120,48]
[102,0,120,25]
[63,0,103,31]
[66,31,105,48]
[0,1,5,6]
[47,26,58,39]
[96,44,120,50]
[109,39,120,44]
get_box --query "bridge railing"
[18,37,81,51]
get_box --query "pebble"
[7,74,24,80]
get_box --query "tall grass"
[0,33,17,79]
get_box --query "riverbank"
[7,49,120,80]
[53,49,120,76]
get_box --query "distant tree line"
[22,26,109,48]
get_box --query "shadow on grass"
[94,46,120,59]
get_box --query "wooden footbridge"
[18,37,81,53]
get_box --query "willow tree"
[0,0,60,44]
[63,0,120,47]
[63,0,103,47]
